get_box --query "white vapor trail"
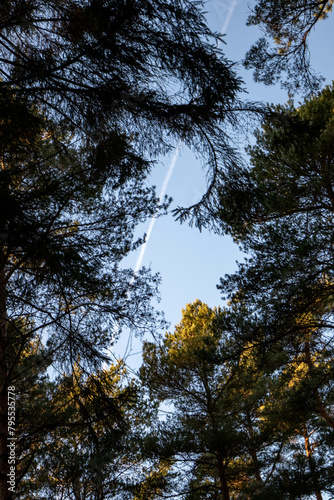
[116,0,238,359]
[220,0,238,37]
[118,141,182,360]
[134,140,182,274]
[133,0,237,275]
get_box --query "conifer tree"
[141,301,334,499]
[0,92,166,499]
[9,324,160,499]
[217,83,334,341]
[214,85,334,497]
[0,2,252,495]
[0,0,250,225]
[244,0,333,94]
[141,301,276,499]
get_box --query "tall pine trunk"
[303,424,323,500]
[216,451,230,500]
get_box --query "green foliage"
[218,83,334,234]
[140,301,282,499]
[7,322,161,499]
[0,93,167,497]
[217,85,334,329]
[141,300,334,499]
[214,85,334,498]
[3,3,334,498]
[0,2,255,496]
[0,92,167,373]
[0,0,252,226]
[244,0,333,94]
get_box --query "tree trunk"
[303,424,322,500]
[216,451,230,500]
[315,392,334,430]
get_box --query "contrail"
[117,141,182,360]
[134,140,182,274]
[118,0,238,359]
[220,0,238,36]
[134,0,237,274]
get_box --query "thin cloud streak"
[118,0,238,360]
[134,140,182,274]
[220,0,238,36]
[133,0,237,275]
[120,141,181,359]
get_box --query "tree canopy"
[217,84,334,326]
[245,0,333,94]
[0,1,254,496]
[140,300,334,499]
[0,92,165,366]
[8,322,161,500]
[2,1,334,498]
[0,93,170,497]
[210,85,334,498]
[0,0,252,226]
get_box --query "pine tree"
[0,92,167,499]
[217,84,334,337]
[244,0,333,94]
[140,301,279,499]
[213,85,334,497]
[0,0,250,226]
[0,2,253,495]
[9,325,159,499]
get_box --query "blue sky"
[114,0,334,364]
